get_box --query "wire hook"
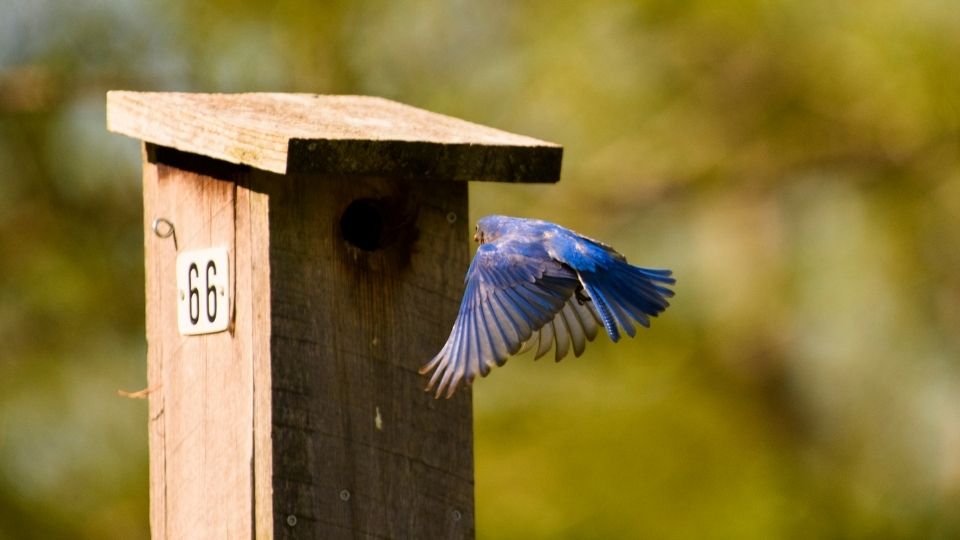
[151,217,178,250]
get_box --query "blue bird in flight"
[420,215,675,398]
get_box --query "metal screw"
[339,489,351,501]
[446,212,457,224]
[286,514,297,527]
[307,142,317,151]
[452,509,462,522]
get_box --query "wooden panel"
[108,91,562,182]
[142,148,166,540]
[143,150,261,539]
[250,170,475,539]
[237,176,275,538]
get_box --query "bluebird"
[420,215,675,398]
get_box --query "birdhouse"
[106,92,562,539]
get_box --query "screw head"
[446,212,457,224]
[286,514,297,527]
[339,489,351,501]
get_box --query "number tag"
[176,247,230,335]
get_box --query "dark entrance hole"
[340,198,385,251]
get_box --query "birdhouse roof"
[107,92,561,182]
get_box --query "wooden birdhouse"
[106,92,562,539]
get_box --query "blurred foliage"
[1,0,959,538]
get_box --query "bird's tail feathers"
[579,262,675,342]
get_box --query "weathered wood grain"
[246,168,475,539]
[142,147,166,540]
[143,147,474,539]
[240,187,276,539]
[143,147,260,539]
[108,91,562,182]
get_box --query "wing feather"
[421,241,579,398]
[488,290,522,350]
[497,288,535,337]
[483,300,513,362]
[552,309,572,360]
[561,302,587,357]
[534,320,554,359]
[519,294,603,362]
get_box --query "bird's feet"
[575,287,591,305]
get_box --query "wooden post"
[107,92,562,539]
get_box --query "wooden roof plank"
[107,91,562,182]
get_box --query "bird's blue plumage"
[420,215,675,398]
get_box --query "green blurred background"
[2,0,959,538]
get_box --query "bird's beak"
[473,232,479,243]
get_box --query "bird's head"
[474,215,512,244]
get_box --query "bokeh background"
[2,0,959,538]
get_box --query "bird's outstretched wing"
[420,241,580,398]
[519,295,602,361]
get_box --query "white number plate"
[176,247,230,335]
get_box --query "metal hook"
[152,217,178,250]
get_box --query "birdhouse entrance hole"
[340,198,385,251]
